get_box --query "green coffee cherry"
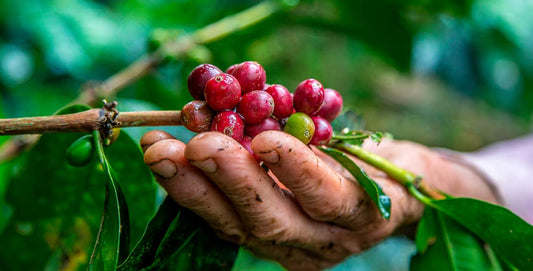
[283,112,315,144]
[66,135,95,167]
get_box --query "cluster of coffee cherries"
[180,61,343,160]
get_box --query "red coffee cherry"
[310,116,333,145]
[240,136,260,162]
[180,100,214,133]
[231,61,266,94]
[204,73,241,112]
[225,64,238,74]
[264,84,293,119]
[237,90,274,124]
[244,117,281,138]
[210,111,244,142]
[187,63,222,100]
[317,88,343,122]
[293,78,325,115]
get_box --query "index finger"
[252,131,386,229]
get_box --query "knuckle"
[248,216,292,242]
[305,199,345,221]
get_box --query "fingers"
[140,130,175,152]
[251,131,383,229]
[184,132,354,258]
[141,131,247,243]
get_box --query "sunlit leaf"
[426,198,533,270]
[318,146,391,219]
[410,207,497,271]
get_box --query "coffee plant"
[1,1,532,271]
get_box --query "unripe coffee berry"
[264,84,293,119]
[237,90,274,124]
[310,116,333,145]
[181,100,214,133]
[204,73,241,112]
[187,63,222,100]
[293,78,325,115]
[66,134,95,167]
[283,112,315,144]
[317,88,343,122]
[231,61,266,94]
[210,111,245,142]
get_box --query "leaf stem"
[331,134,369,140]
[333,141,446,200]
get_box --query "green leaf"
[232,247,285,271]
[330,110,365,134]
[144,206,239,271]
[88,130,130,270]
[0,105,104,270]
[414,206,438,253]
[117,197,180,270]
[318,146,391,219]
[425,198,533,270]
[410,207,497,271]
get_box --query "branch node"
[100,100,120,140]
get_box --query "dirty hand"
[141,130,497,271]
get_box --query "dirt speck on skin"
[217,148,225,151]
[289,148,292,152]
[255,193,263,202]
[320,242,335,250]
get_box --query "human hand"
[141,130,498,271]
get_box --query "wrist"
[434,150,501,204]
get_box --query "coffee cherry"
[283,112,315,144]
[264,84,293,119]
[240,136,260,162]
[204,73,241,112]
[231,61,266,94]
[181,100,214,133]
[210,111,244,141]
[237,90,274,124]
[293,78,325,115]
[225,64,238,74]
[310,116,333,145]
[66,134,95,167]
[317,88,343,122]
[187,63,222,100]
[244,117,281,138]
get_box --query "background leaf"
[0,105,157,270]
[118,196,179,270]
[145,206,239,271]
[318,146,391,219]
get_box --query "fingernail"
[189,157,218,173]
[147,159,177,180]
[258,149,280,164]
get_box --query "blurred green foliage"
[1,0,532,270]
[1,0,531,150]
